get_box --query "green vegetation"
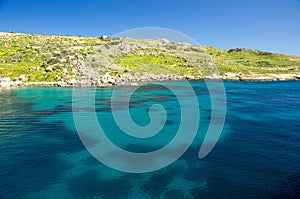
[203,47,300,75]
[0,32,101,82]
[0,32,300,83]
[114,50,201,76]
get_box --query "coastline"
[1,73,300,89]
[1,32,300,88]
[221,72,300,81]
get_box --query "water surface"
[1,81,300,198]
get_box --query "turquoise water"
[0,81,300,198]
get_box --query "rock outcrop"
[222,72,300,81]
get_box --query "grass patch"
[114,52,201,76]
[203,47,300,75]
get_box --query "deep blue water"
[0,81,300,198]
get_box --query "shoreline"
[221,72,300,81]
[1,73,300,89]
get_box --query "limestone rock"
[18,74,27,82]
[66,79,76,85]
[29,66,40,71]
[46,66,54,72]
[101,72,116,85]
[100,35,110,41]
[9,55,20,62]
[0,77,10,82]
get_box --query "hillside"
[0,32,300,86]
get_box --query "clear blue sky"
[1,0,300,55]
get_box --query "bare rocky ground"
[222,72,300,81]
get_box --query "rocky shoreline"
[0,72,198,88]
[1,72,300,89]
[221,72,300,81]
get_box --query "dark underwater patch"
[164,189,185,199]
[141,166,184,198]
[67,170,132,198]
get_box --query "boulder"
[46,66,54,72]
[66,79,76,85]
[100,35,110,41]
[107,76,115,84]
[9,55,20,62]
[29,66,40,71]
[204,74,222,79]
[102,72,110,79]
[18,74,27,82]
[100,72,116,85]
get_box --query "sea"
[0,80,300,198]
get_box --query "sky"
[0,0,300,55]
